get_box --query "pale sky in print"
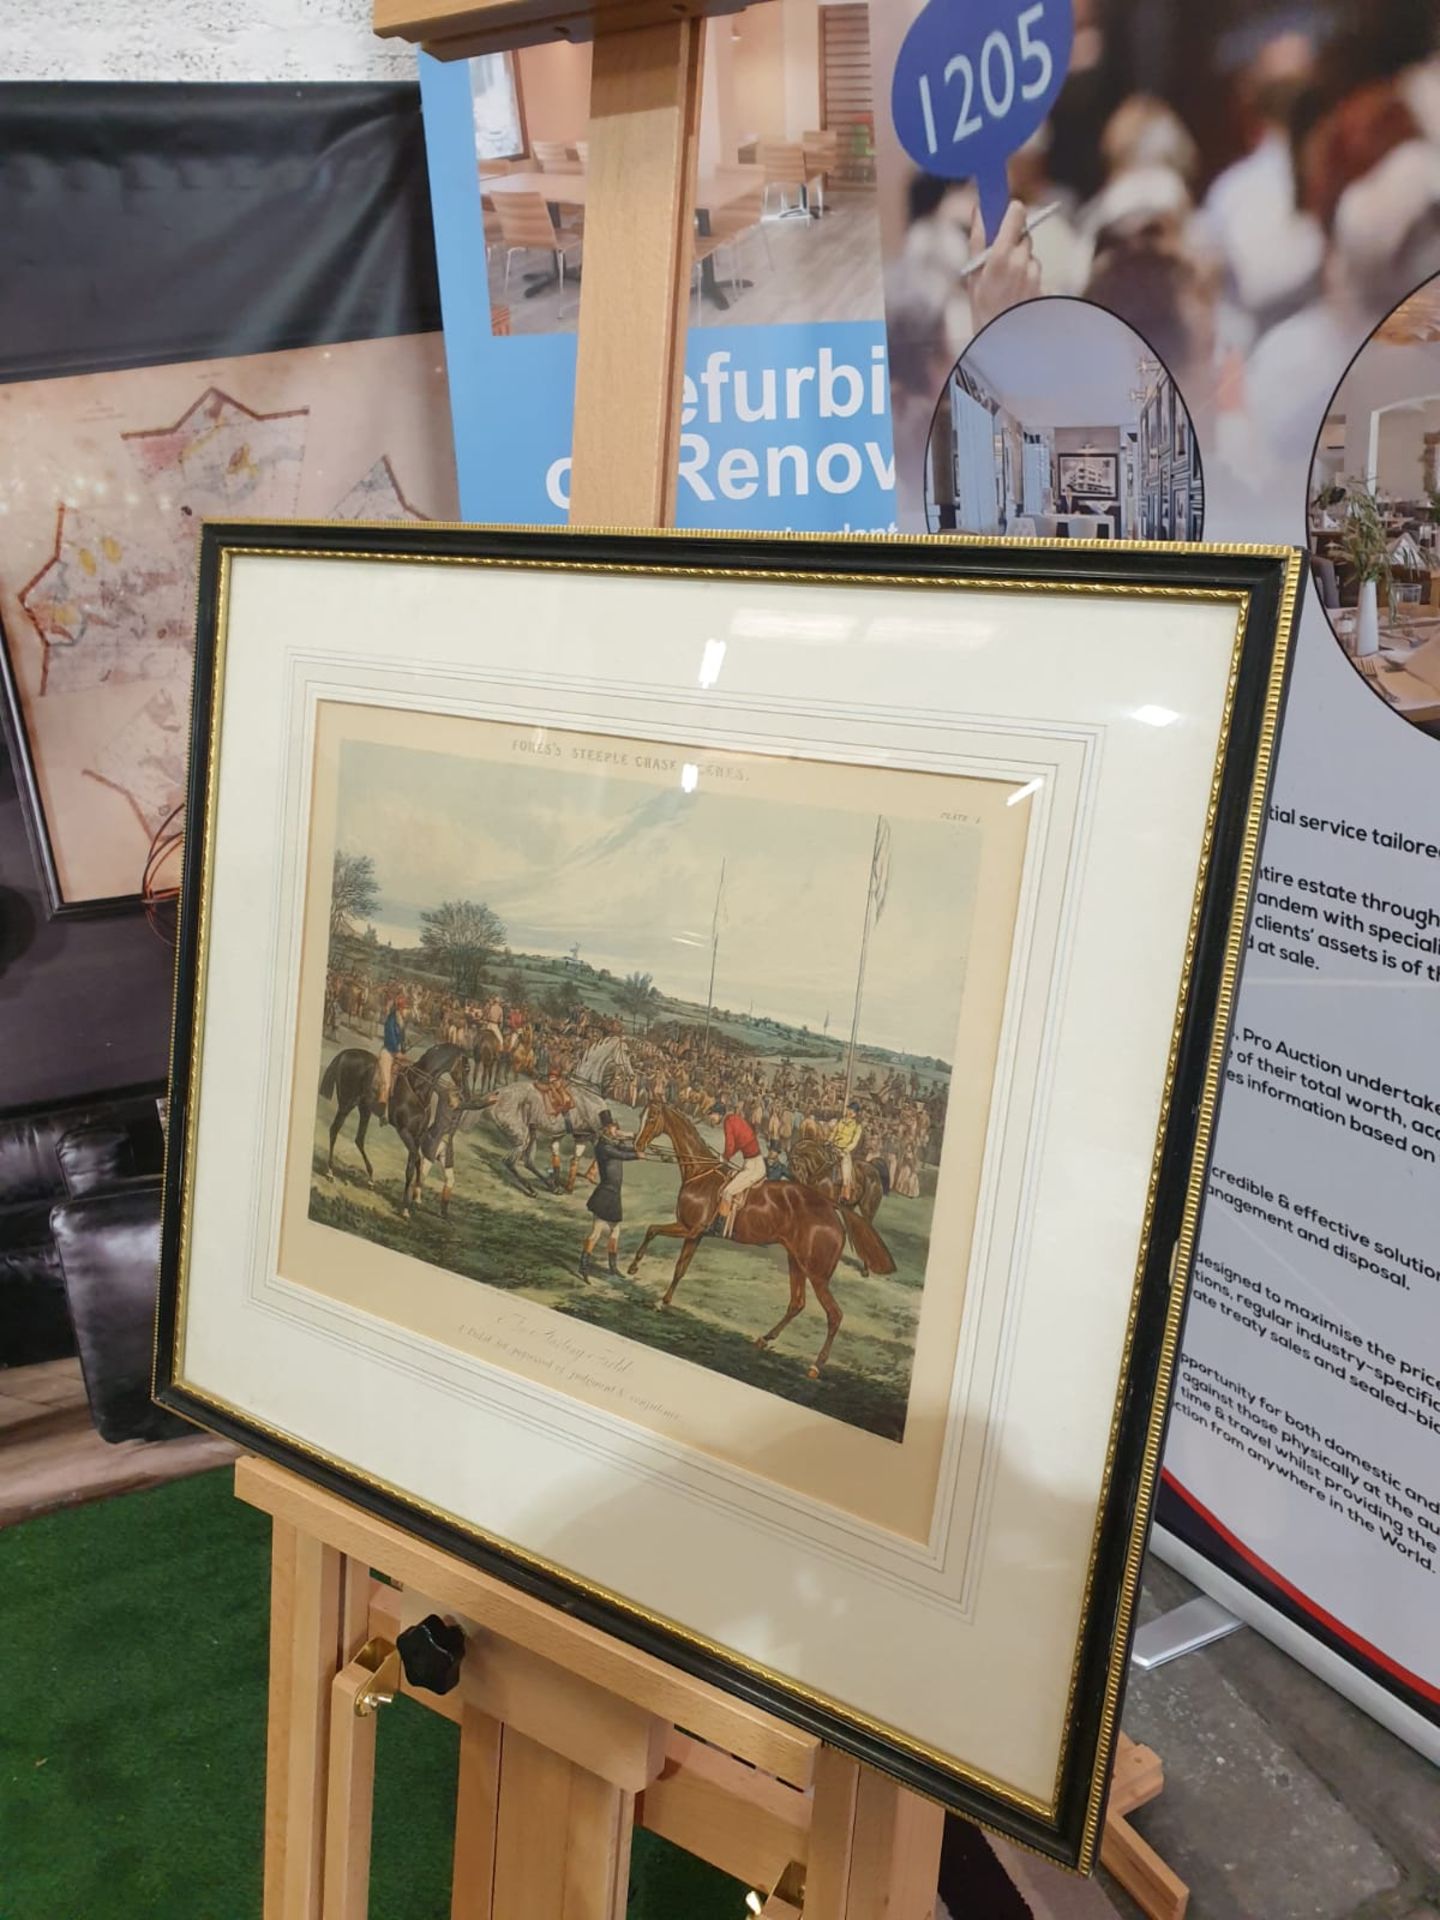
[335,733,985,1060]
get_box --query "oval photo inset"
[924,296,1204,542]
[1307,273,1440,736]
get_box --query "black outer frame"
[155,520,1300,1869]
[0,609,146,918]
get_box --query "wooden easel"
[242,1455,943,1917]
[242,1449,1189,1920]
[243,2,1192,1911]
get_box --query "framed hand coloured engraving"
[156,523,1301,1869]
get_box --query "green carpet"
[0,1469,747,1919]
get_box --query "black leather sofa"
[0,1091,187,1440]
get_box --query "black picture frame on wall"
[0,614,143,919]
[1057,451,1120,501]
[0,727,178,1106]
[155,520,1302,1872]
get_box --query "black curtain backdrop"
[0,82,442,380]
[0,81,442,1112]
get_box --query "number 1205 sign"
[892,0,1073,237]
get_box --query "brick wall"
[0,0,413,82]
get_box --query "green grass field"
[309,1035,931,1441]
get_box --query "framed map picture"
[157,522,1300,1868]
[0,340,456,914]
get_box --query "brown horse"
[473,1026,514,1094]
[628,1102,877,1379]
[509,1026,537,1081]
[785,1140,895,1279]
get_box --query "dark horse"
[786,1140,892,1279]
[390,1045,476,1217]
[628,1103,893,1379]
[319,1047,383,1183]
[318,1043,473,1199]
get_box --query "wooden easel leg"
[451,1704,503,1920]
[570,16,703,529]
[322,1661,380,1920]
[846,1768,944,1920]
[1102,1736,1189,1920]
[339,1557,371,1659]
[264,1521,299,1920]
[318,1559,381,1919]
[491,1728,635,1920]
[802,1748,862,1917]
[264,1520,346,1920]
[1101,1813,1189,1920]
[800,1748,943,1920]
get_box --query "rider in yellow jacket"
[831,1101,864,1203]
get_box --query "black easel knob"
[396,1614,467,1695]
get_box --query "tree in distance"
[331,850,380,939]
[618,970,660,1032]
[545,977,583,1019]
[420,899,507,998]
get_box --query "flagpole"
[702,859,725,1064]
[843,816,884,1108]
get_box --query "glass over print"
[157,523,1299,1868]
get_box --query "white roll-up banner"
[866,0,1440,1752]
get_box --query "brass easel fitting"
[747,1860,806,1916]
[352,1636,403,1717]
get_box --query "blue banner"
[419,54,896,534]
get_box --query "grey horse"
[476,1033,633,1193]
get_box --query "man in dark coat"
[580,1110,639,1280]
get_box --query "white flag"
[871,817,891,924]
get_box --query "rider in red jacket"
[708,1103,765,1236]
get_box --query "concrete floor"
[1111,1559,1439,1919]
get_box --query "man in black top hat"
[580,1110,639,1280]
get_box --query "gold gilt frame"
[155,522,1301,1871]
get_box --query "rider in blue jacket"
[376,993,408,1120]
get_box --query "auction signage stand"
[235,1,1190,1912]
